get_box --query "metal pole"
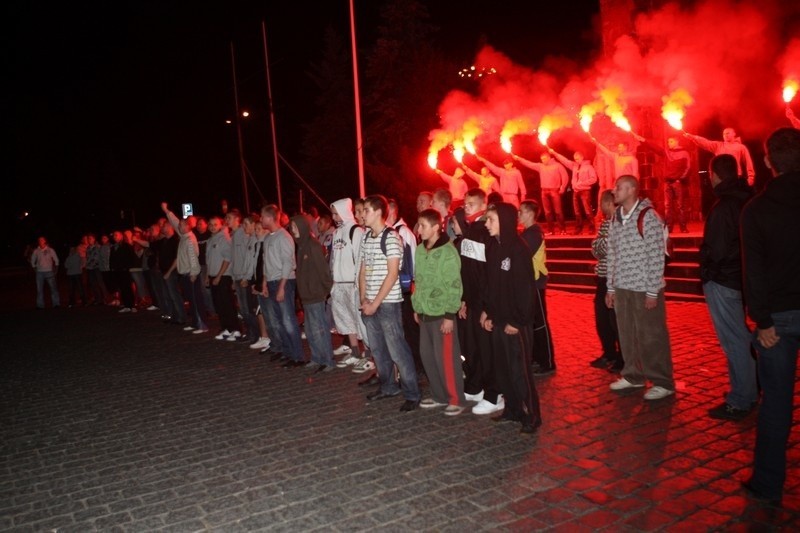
[230,42,250,213]
[261,20,283,212]
[349,0,366,198]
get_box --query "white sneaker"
[215,329,232,340]
[352,358,375,374]
[183,326,195,331]
[464,390,484,402]
[420,398,447,409]
[333,345,352,356]
[249,337,271,350]
[644,386,674,400]
[226,331,242,342]
[146,305,158,311]
[472,395,504,415]
[192,328,209,335]
[610,377,646,391]
[118,307,131,314]
[444,405,465,416]
[337,354,360,368]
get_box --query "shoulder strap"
[379,226,395,256]
[349,224,357,243]
[636,206,652,238]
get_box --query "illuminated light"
[783,79,799,104]
[537,112,572,146]
[579,101,603,133]
[225,119,232,124]
[458,65,496,79]
[500,117,534,154]
[453,147,465,163]
[661,89,693,131]
[500,135,512,153]
[241,111,250,118]
[599,86,633,133]
[427,152,438,169]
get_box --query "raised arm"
[477,156,503,176]
[511,153,541,172]
[591,137,614,158]
[547,148,574,170]
[682,132,720,153]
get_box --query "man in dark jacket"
[740,127,800,505]
[290,215,335,372]
[701,154,755,421]
[483,202,542,434]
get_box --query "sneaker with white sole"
[183,326,195,331]
[444,405,465,416]
[420,398,447,409]
[333,345,352,356]
[610,377,646,391]
[644,386,674,400]
[472,395,504,415]
[352,358,375,374]
[118,307,132,314]
[337,354,360,368]
[146,305,158,311]
[226,331,242,342]
[215,329,232,341]
[192,328,209,335]
[464,390,484,402]
[249,337,271,350]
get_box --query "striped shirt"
[360,226,403,303]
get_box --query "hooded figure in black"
[484,202,541,433]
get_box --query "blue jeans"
[266,280,304,362]
[164,271,187,323]
[750,309,800,500]
[36,270,60,308]
[304,301,334,367]
[180,274,208,330]
[362,302,420,401]
[257,293,283,352]
[703,281,757,410]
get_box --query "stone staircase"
[545,231,705,302]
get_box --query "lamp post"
[230,42,250,213]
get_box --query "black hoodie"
[741,170,800,329]
[485,203,534,329]
[699,176,752,289]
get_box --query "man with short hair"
[635,134,691,233]
[740,127,800,505]
[163,203,208,333]
[513,151,569,235]
[431,188,455,240]
[684,127,755,185]
[701,154,755,421]
[462,164,501,196]
[435,167,468,203]
[548,147,598,235]
[228,209,256,342]
[261,204,305,367]
[31,236,60,309]
[476,155,526,207]
[605,176,675,400]
[207,216,240,340]
[359,195,421,412]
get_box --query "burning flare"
[579,101,604,133]
[784,79,799,104]
[537,112,572,146]
[427,129,454,170]
[599,86,632,132]
[500,117,534,153]
[661,89,694,130]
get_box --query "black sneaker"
[708,402,750,421]
[590,356,612,369]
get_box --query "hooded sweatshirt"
[741,170,800,329]
[329,198,364,283]
[606,198,665,298]
[459,210,492,311]
[700,177,752,289]
[411,233,462,319]
[485,203,534,329]
[291,215,333,304]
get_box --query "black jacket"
[741,170,800,329]
[699,177,752,289]
[485,203,535,329]
[459,211,493,311]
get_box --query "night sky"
[8,1,599,262]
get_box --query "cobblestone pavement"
[1,278,798,531]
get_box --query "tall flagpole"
[261,20,283,212]
[230,42,250,213]
[349,0,366,198]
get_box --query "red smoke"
[429,0,799,159]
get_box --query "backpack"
[621,205,673,262]
[379,225,415,293]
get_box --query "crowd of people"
[28,126,799,503]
